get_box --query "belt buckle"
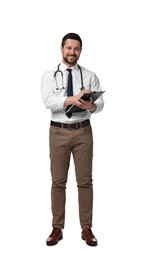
[68,124,73,129]
[67,122,80,129]
[68,123,77,129]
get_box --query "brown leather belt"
[50,119,90,129]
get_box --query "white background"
[0,0,143,259]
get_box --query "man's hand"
[64,89,91,107]
[64,90,96,112]
[74,96,97,112]
[75,89,92,100]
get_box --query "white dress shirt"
[41,62,104,123]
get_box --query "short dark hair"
[61,33,82,48]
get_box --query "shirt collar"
[60,62,79,72]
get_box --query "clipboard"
[66,91,105,116]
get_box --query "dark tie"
[66,68,73,118]
[67,68,73,96]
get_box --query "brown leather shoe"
[82,228,98,246]
[46,228,63,246]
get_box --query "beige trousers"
[49,124,93,229]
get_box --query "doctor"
[41,32,104,246]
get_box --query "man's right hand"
[64,89,92,107]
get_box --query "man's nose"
[70,49,75,55]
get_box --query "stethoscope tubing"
[54,63,84,90]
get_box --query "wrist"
[64,96,75,107]
[90,104,97,113]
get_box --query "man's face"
[61,39,82,66]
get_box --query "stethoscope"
[54,63,85,91]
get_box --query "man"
[41,33,104,246]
